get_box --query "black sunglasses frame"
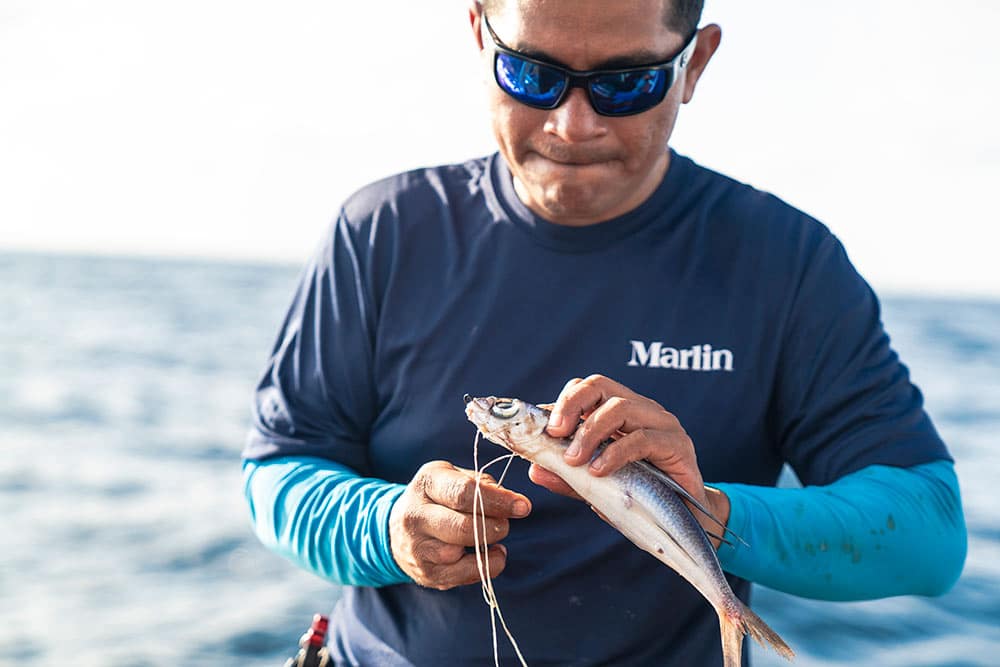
[482,13,699,117]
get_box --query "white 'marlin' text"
[627,340,734,372]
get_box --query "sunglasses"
[482,14,698,117]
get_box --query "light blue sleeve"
[243,456,413,587]
[243,456,965,597]
[714,459,966,600]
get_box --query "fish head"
[464,395,549,457]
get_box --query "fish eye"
[490,399,519,419]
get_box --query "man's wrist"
[703,486,731,550]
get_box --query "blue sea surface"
[2,252,998,666]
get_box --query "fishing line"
[496,451,515,487]
[474,431,505,666]
[473,431,529,667]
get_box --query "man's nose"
[543,87,608,143]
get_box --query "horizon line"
[3,245,998,304]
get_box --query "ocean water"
[1,251,997,666]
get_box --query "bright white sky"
[1,1,998,296]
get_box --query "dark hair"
[478,0,704,38]
[665,0,704,37]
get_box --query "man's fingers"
[546,376,595,437]
[547,374,643,438]
[562,395,629,465]
[423,545,508,590]
[527,463,583,501]
[562,394,676,467]
[587,429,660,475]
[420,504,510,546]
[391,461,529,590]
[421,465,531,518]
[587,428,692,478]
[416,538,466,566]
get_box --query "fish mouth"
[464,395,496,430]
[464,395,518,450]
[462,394,496,410]
[464,394,494,409]
[464,395,495,412]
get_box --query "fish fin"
[636,461,750,548]
[719,612,744,667]
[705,530,734,548]
[719,600,795,666]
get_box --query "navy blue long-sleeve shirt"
[244,151,961,666]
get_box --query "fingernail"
[590,457,605,472]
[565,441,580,459]
[548,413,564,429]
[513,500,529,517]
[497,544,508,557]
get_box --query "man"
[242,1,966,665]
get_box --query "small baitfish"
[464,395,794,667]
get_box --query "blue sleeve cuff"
[243,456,413,587]
[714,460,966,601]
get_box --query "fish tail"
[718,612,744,667]
[719,600,795,666]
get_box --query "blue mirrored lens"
[590,69,669,115]
[495,53,567,108]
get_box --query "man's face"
[472,0,716,226]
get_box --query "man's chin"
[513,166,625,225]
[535,179,621,223]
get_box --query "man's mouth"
[543,156,605,167]
[533,150,616,167]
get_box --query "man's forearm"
[715,460,966,600]
[243,456,412,587]
[243,456,966,599]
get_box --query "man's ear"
[682,23,721,104]
[469,2,485,51]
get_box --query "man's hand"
[389,460,531,590]
[529,374,731,549]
